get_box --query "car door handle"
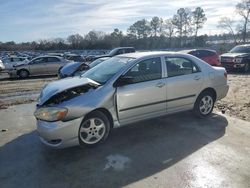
[155,82,165,88]
[194,76,201,81]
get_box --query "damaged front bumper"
[37,117,83,148]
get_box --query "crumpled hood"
[39,77,100,105]
[13,62,29,67]
[60,61,84,76]
[220,53,248,58]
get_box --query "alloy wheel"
[199,95,214,115]
[79,118,106,144]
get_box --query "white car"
[1,56,29,71]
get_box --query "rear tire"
[193,91,215,117]
[78,111,111,148]
[18,69,29,79]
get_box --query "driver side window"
[124,57,162,84]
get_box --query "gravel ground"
[0,72,249,121]
[0,73,56,109]
[214,73,250,122]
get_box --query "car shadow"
[0,112,228,188]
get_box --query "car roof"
[4,55,26,58]
[235,44,250,47]
[180,49,216,53]
[118,51,184,59]
[34,55,62,59]
[114,47,135,50]
[98,57,110,60]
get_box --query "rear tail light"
[224,71,227,79]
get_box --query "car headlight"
[34,107,68,122]
[235,58,243,63]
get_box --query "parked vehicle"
[1,56,29,71]
[181,49,221,66]
[34,52,229,149]
[64,54,85,62]
[8,56,69,78]
[89,47,135,61]
[0,59,4,71]
[220,44,250,72]
[46,53,64,57]
[58,57,109,79]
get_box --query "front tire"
[78,111,111,147]
[193,91,215,117]
[18,69,29,79]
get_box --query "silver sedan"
[8,56,69,78]
[34,52,229,148]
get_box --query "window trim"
[164,56,201,78]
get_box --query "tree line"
[0,0,249,51]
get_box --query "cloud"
[0,0,242,42]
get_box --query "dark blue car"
[58,57,109,79]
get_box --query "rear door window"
[47,57,60,63]
[165,57,200,77]
[197,50,215,58]
[125,48,135,53]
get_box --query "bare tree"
[150,16,163,37]
[127,19,151,39]
[236,0,250,43]
[192,7,207,37]
[163,19,175,47]
[172,8,192,47]
[67,34,84,49]
[217,17,237,44]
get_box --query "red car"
[182,49,221,66]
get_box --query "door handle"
[194,76,201,81]
[155,82,165,88]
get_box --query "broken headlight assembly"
[34,107,68,122]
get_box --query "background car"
[181,49,221,66]
[0,59,4,71]
[35,52,229,149]
[64,54,85,62]
[8,56,69,78]
[58,57,109,79]
[220,44,250,72]
[1,56,29,71]
[89,47,135,61]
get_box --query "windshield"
[82,56,134,84]
[89,58,105,68]
[230,46,250,53]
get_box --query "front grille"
[221,57,234,63]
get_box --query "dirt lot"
[0,73,56,109]
[214,73,250,122]
[0,72,249,121]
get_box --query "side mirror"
[113,76,133,87]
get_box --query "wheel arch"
[17,68,30,76]
[85,108,114,129]
[198,87,217,101]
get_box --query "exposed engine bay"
[43,84,97,105]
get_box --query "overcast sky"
[0,0,241,42]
